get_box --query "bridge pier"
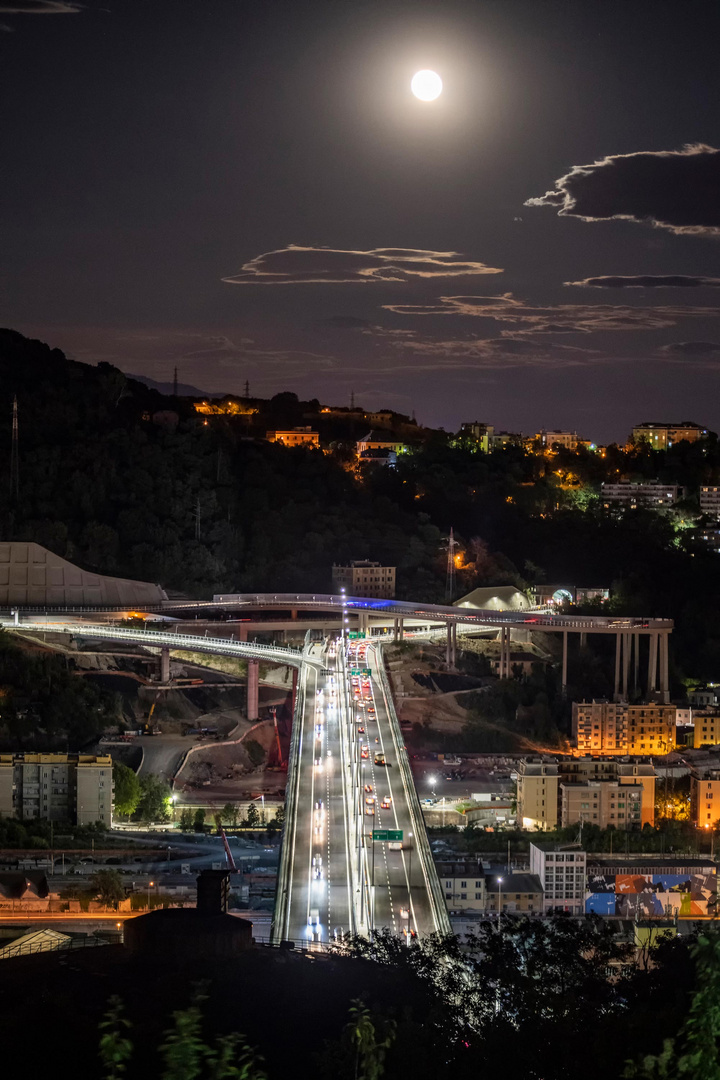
[561,631,568,695]
[160,646,170,684]
[247,659,259,720]
[445,620,456,668]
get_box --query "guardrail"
[374,645,452,937]
[2,621,305,668]
[271,657,307,944]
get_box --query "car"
[400,906,409,919]
[403,927,417,939]
[365,796,375,804]
[365,806,375,815]
[361,749,369,759]
[357,726,365,734]
[364,784,373,793]
[315,800,323,811]
[381,797,391,809]
[315,724,322,735]
[374,754,385,766]
[388,841,403,851]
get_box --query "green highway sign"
[371,829,403,842]
[347,632,359,639]
[350,668,371,676]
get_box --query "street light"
[497,876,503,923]
[148,880,154,910]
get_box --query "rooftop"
[487,873,543,894]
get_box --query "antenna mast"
[10,395,19,501]
[444,527,459,603]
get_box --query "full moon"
[411,69,442,101]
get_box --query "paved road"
[284,642,353,946]
[283,638,439,946]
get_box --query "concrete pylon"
[561,631,568,695]
[160,646,170,684]
[247,660,259,721]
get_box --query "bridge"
[0,615,451,945]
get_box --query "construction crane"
[214,814,238,872]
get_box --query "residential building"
[690,687,719,708]
[601,481,684,510]
[700,486,720,519]
[572,701,676,755]
[692,710,720,747]
[460,422,494,452]
[366,411,396,428]
[0,754,113,826]
[517,756,656,830]
[485,872,543,914]
[632,421,709,449]
[358,448,397,467]
[265,427,320,447]
[534,429,578,450]
[436,860,487,910]
[696,525,720,553]
[516,760,560,830]
[332,560,396,599]
[691,768,720,828]
[490,431,523,449]
[530,843,587,915]
[356,430,406,456]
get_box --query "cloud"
[359,334,601,373]
[566,275,720,289]
[661,341,720,356]
[0,1,81,11]
[315,315,373,330]
[222,245,503,285]
[525,144,720,236]
[382,293,720,333]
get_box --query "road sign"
[347,632,359,639]
[350,668,371,676]
[371,829,403,842]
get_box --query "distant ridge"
[125,372,225,398]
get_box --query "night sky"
[2,0,720,442]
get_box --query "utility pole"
[10,395,19,501]
[443,527,459,604]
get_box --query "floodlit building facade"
[691,768,720,828]
[533,429,579,450]
[265,428,320,447]
[356,431,406,456]
[700,486,720,519]
[436,860,487,910]
[517,757,656,830]
[573,701,677,755]
[692,710,720,747]
[632,421,708,449]
[0,754,113,826]
[332,560,396,599]
[529,843,587,915]
[459,422,494,452]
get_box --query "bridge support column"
[659,632,670,703]
[579,632,587,649]
[614,633,621,700]
[238,625,248,642]
[647,632,658,698]
[445,621,454,668]
[633,633,640,694]
[622,633,631,699]
[393,618,399,642]
[397,618,404,642]
[247,659,259,721]
[452,622,457,667]
[561,631,568,695]
[160,646,170,684]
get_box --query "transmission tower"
[443,527,459,603]
[9,395,19,501]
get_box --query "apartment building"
[332,560,396,599]
[529,843,587,915]
[601,481,684,510]
[632,421,708,449]
[573,701,676,755]
[692,710,720,747]
[485,873,543,914]
[700,486,720,519]
[436,860,487,910]
[460,422,494,452]
[356,431,406,456]
[533,429,578,450]
[0,754,113,826]
[265,427,320,447]
[691,768,720,828]
[517,757,656,830]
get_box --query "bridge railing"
[1,621,305,668]
[271,656,307,944]
[374,645,452,937]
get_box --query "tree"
[220,802,238,826]
[193,808,206,833]
[135,774,172,823]
[179,807,194,832]
[344,999,396,1080]
[244,803,260,829]
[91,869,125,908]
[98,995,133,1080]
[113,762,141,818]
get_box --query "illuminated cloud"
[356,334,601,373]
[566,275,720,289]
[0,1,81,10]
[526,144,720,236]
[661,341,720,356]
[223,245,503,285]
[382,294,720,334]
